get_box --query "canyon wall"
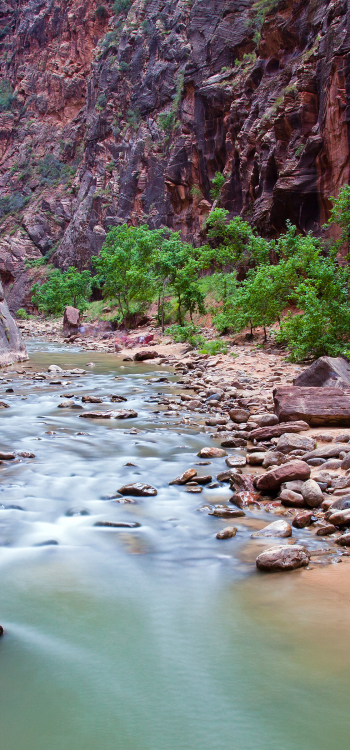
[0,0,349,310]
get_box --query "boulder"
[251,520,292,538]
[209,506,245,518]
[276,433,316,454]
[279,489,305,507]
[249,421,309,441]
[300,479,323,508]
[221,438,247,448]
[63,306,80,333]
[225,455,246,468]
[228,408,250,423]
[216,526,237,539]
[205,417,227,426]
[258,414,279,427]
[255,460,310,491]
[134,350,159,361]
[0,280,27,366]
[262,451,287,468]
[256,545,310,572]
[274,386,350,426]
[118,482,157,496]
[169,469,197,485]
[336,533,350,546]
[292,511,314,528]
[293,356,350,388]
[247,452,266,466]
[302,443,350,460]
[316,524,337,536]
[328,508,350,526]
[197,447,227,458]
[82,395,103,403]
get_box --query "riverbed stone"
[209,506,245,518]
[276,433,316,454]
[197,447,227,458]
[328,508,350,526]
[118,482,157,497]
[262,451,287,468]
[301,479,323,508]
[134,350,159,361]
[255,460,310,491]
[336,533,350,546]
[249,421,310,441]
[0,451,15,460]
[216,526,237,539]
[229,408,250,423]
[279,489,305,507]
[292,511,314,528]
[225,455,246,468]
[293,356,350,388]
[274,386,350,426]
[316,524,337,536]
[252,520,292,538]
[169,468,197,485]
[246,452,266,466]
[82,395,103,403]
[256,545,310,572]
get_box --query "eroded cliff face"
[0,0,349,309]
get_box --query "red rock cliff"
[0,0,349,309]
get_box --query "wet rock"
[34,540,59,546]
[209,506,245,518]
[281,480,305,493]
[110,395,127,402]
[195,475,212,484]
[246,452,266,466]
[220,437,247,448]
[252,520,292,538]
[118,482,157,497]
[197,447,227,458]
[63,306,80,334]
[293,356,350,389]
[274,386,350,426]
[17,451,35,458]
[336,533,350,546]
[328,508,350,526]
[0,625,3,636]
[0,402,9,409]
[94,521,140,528]
[82,395,103,403]
[205,417,227,426]
[249,421,309,441]
[230,490,261,508]
[0,452,15,460]
[225,455,246,468]
[276,433,316,454]
[229,408,250,423]
[279,489,305,508]
[316,524,337,536]
[79,410,138,419]
[169,468,197,485]
[255,461,310,491]
[301,479,323,508]
[256,545,310,572]
[216,526,237,539]
[65,508,89,516]
[292,511,314,528]
[48,365,63,373]
[134,350,158,361]
[58,399,76,408]
[217,469,242,482]
[185,485,203,493]
[262,451,287,468]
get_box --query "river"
[0,342,349,750]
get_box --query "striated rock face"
[0,280,27,365]
[0,0,349,306]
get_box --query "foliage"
[96,4,108,19]
[96,94,107,110]
[0,192,29,220]
[327,184,350,252]
[113,0,131,13]
[31,267,92,315]
[16,308,29,320]
[210,171,225,201]
[37,155,74,186]
[158,74,184,134]
[25,257,48,268]
[0,79,14,112]
[199,339,228,355]
[165,323,204,347]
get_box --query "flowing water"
[0,342,349,750]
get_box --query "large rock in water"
[63,306,80,334]
[294,357,350,388]
[255,460,310,491]
[0,281,27,366]
[256,545,310,572]
[274,387,350,426]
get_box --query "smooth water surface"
[0,343,349,750]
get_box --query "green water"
[0,343,349,750]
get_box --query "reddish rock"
[279,489,305,508]
[252,520,292,538]
[216,526,237,539]
[316,524,337,536]
[273,387,350,426]
[293,357,350,389]
[292,511,314,528]
[133,350,159,361]
[327,508,350,526]
[198,447,227,458]
[249,421,310,441]
[63,306,80,333]
[255,461,310,491]
[256,545,310,572]
[169,468,197,485]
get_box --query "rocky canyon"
[0,0,348,311]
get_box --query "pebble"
[117,482,157,497]
[225,455,246,468]
[251,520,292,538]
[216,526,237,539]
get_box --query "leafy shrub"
[199,339,228,355]
[96,5,108,20]
[16,308,29,320]
[0,192,28,220]
[113,0,131,13]
[0,79,14,112]
[38,155,63,185]
[165,323,204,347]
[31,267,92,316]
[96,93,107,110]
[210,171,225,201]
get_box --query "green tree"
[31,267,92,315]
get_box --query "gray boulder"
[276,433,316,454]
[0,281,27,366]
